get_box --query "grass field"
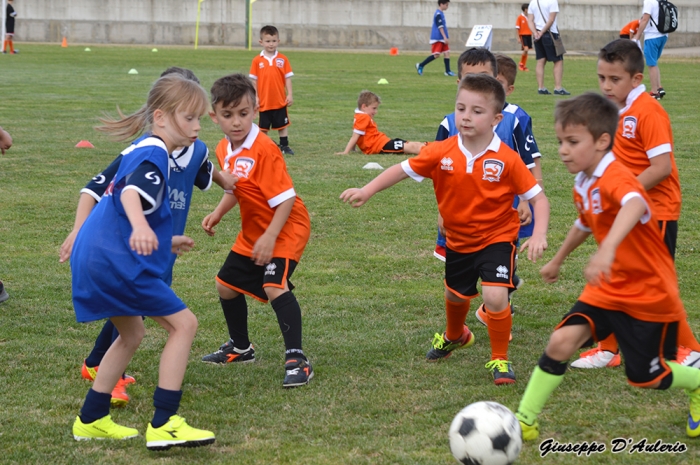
[1,44,700,464]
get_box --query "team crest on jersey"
[622,116,637,139]
[482,159,504,182]
[259,62,264,69]
[440,157,453,171]
[275,58,285,68]
[590,187,603,214]
[233,157,255,178]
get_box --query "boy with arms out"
[516,92,700,440]
[336,90,424,155]
[515,4,533,71]
[250,25,295,155]
[570,39,700,369]
[416,0,455,76]
[341,75,549,385]
[201,74,313,388]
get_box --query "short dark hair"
[457,48,498,79]
[598,39,645,76]
[160,67,200,84]
[210,73,257,109]
[495,54,518,86]
[438,0,450,5]
[458,74,505,114]
[521,3,529,12]
[260,25,279,38]
[357,90,381,108]
[554,92,618,151]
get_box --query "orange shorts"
[431,42,449,54]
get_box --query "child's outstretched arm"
[252,197,294,266]
[585,196,647,286]
[212,169,238,191]
[59,193,99,262]
[519,191,549,261]
[201,193,238,237]
[540,223,590,283]
[340,164,409,207]
[336,132,361,155]
[121,189,158,256]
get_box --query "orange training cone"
[390,47,399,56]
[75,140,95,148]
[61,37,68,48]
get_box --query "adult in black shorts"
[526,0,569,95]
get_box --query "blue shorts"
[644,36,667,67]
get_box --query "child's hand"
[59,230,78,263]
[517,201,532,226]
[219,171,238,191]
[252,232,275,266]
[437,214,446,237]
[129,226,158,255]
[334,151,349,155]
[340,188,369,207]
[0,128,12,155]
[584,250,613,287]
[286,95,294,107]
[172,235,194,256]
[520,233,547,262]
[540,260,561,283]
[201,212,222,237]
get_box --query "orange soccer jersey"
[515,14,531,36]
[249,51,294,112]
[620,19,640,37]
[573,153,685,323]
[614,87,680,220]
[214,125,310,261]
[353,110,391,155]
[403,134,541,253]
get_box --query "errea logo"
[496,265,509,279]
[265,263,277,276]
[441,157,454,171]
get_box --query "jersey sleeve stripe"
[646,144,672,158]
[621,192,651,224]
[248,74,258,80]
[519,184,542,201]
[401,159,424,182]
[354,129,366,135]
[80,188,102,203]
[285,72,294,78]
[268,188,296,208]
[574,218,591,232]
[122,185,158,215]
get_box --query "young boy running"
[201,74,313,388]
[416,0,455,76]
[336,90,424,155]
[516,92,700,440]
[570,39,700,369]
[341,74,550,385]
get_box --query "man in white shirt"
[633,0,668,99]
[527,0,569,95]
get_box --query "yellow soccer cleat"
[73,415,139,441]
[519,419,540,441]
[686,387,700,438]
[146,415,215,451]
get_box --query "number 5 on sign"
[466,25,493,50]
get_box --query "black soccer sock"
[85,320,118,367]
[419,55,436,68]
[279,136,289,147]
[221,295,250,350]
[79,388,112,424]
[444,58,452,73]
[271,291,304,359]
[151,386,182,428]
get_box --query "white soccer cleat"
[570,348,620,369]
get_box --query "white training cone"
[152,48,158,52]
[84,47,91,52]
[363,162,384,170]
[377,78,389,85]
[128,69,139,75]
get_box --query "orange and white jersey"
[214,125,310,261]
[249,51,293,112]
[516,13,531,35]
[620,19,640,36]
[353,109,391,155]
[614,85,680,220]
[573,152,685,323]
[402,133,541,253]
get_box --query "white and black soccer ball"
[449,401,522,465]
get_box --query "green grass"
[1,45,700,464]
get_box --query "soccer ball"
[449,401,522,465]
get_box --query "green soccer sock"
[669,361,700,391]
[516,366,565,425]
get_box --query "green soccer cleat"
[686,387,700,437]
[519,419,540,441]
[73,415,139,441]
[426,325,475,361]
[146,415,215,451]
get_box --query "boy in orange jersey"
[570,39,700,369]
[341,75,550,385]
[515,4,532,71]
[336,90,425,155]
[201,74,313,388]
[516,92,700,441]
[249,25,295,155]
[619,19,640,39]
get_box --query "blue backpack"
[651,0,679,34]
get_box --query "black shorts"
[520,35,533,49]
[558,301,678,386]
[380,138,408,154]
[259,107,290,131]
[216,251,296,303]
[659,220,678,259]
[444,242,517,299]
[620,34,631,39]
[534,32,563,62]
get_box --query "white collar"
[619,84,646,114]
[574,151,615,192]
[354,108,365,114]
[223,124,260,170]
[457,132,502,158]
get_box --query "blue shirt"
[430,9,449,43]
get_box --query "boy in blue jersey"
[60,68,236,407]
[416,0,455,76]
